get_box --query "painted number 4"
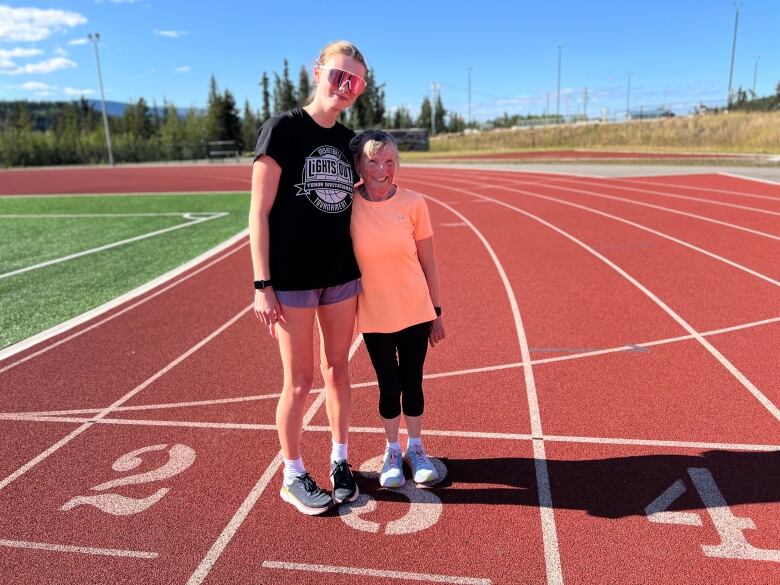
[645,467,780,562]
[61,443,196,516]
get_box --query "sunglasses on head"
[317,66,366,95]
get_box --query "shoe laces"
[331,460,353,483]
[298,472,321,494]
[385,449,402,467]
[407,445,428,466]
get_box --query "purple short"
[275,278,361,309]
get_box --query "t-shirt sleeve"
[411,194,434,241]
[253,115,288,165]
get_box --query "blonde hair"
[317,40,367,72]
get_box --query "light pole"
[626,71,632,120]
[556,45,563,121]
[88,33,114,166]
[752,55,760,97]
[727,2,744,107]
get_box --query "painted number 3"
[61,444,196,516]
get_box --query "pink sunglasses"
[317,66,366,95]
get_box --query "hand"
[254,289,284,338]
[428,317,445,347]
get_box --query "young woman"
[349,130,446,487]
[249,41,367,515]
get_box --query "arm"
[249,156,283,337]
[415,236,445,347]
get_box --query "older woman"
[349,130,446,487]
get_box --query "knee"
[284,375,314,402]
[321,360,349,388]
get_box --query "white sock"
[283,457,305,485]
[386,441,401,452]
[407,436,423,449]
[331,441,348,462]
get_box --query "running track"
[0,164,778,584]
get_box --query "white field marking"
[0,212,228,281]
[185,334,364,585]
[261,561,492,585]
[437,176,780,287]
[616,176,780,203]
[0,539,157,559]
[719,171,780,189]
[0,190,243,199]
[4,413,779,452]
[0,212,224,218]
[0,305,253,493]
[443,171,780,241]
[0,231,248,369]
[422,193,563,585]
[6,315,778,421]
[537,175,780,217]
[410,178,780,423]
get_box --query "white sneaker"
[379,448,405,487]
[405,445,439,484]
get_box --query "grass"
[0,193,250,349]
[414,111,780,156]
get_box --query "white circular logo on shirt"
[295,146,354,213]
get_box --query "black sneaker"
[330,459,359,504]
[279,472,332,516]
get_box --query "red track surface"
[431,150,744,161]
[1,165,778,584]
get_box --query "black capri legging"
[362,322,431,419]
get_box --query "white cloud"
[21,81,56,91]
[175,65,191,73]
[96,0,144,4]
[0,48,44,59]
[0,6,87,43]
[64,86,95,96]
[54,47,69,56]
[0,56,78,75]
[154,29,188,39]
[68,38,89,46]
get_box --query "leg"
[274,305,316,461]
[316,295,357,444]
[397,322,430,435]
[363,331,404,440]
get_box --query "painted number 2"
[645,467,780,562]
[61,443,196,516]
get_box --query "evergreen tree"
[150,99,161,135]
[416,97,432,130]
[206,75,222,139]
[242,98,258,153]
[15,102,31,131]
[260,72,271,123]
[133,97,153,139]
[392,106,414,129]
[219,89,243,149]
[348,70,385,129]
[447,112,466,133]
[297,65,311,106]
[433,93,447,134]
[273,59,296,113]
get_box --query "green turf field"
[0,193,249,350]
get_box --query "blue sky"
[1,0,778,122]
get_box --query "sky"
[1,0,778,122]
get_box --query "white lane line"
[0,232,248,369]
[423,193,564,585]
[261,560,492,585]
[411,178,780,423]
[0,305,252,492]
[0,213,227,281]
[440,176,780,287]
[616,176,780,203]
[540,176,780,216]
[6,315,777,420]
[0,539,157,559]
[5,413,778,452]
[186,334,364,585]
[443,171,780,241]
[718,172,780,189]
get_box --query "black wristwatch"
[254,279,273,290]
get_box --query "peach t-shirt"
[351,186,436,333]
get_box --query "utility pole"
[727,2,744,107]
[626,71,632,120]
[431,81,439,135]
[468,66,472,127]
[88,33,114,166]
[752,55,759,98]
[556,45,563,121]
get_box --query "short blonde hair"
[349,129,399,167]
[317,40,367,72]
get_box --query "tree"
[392,106,414,129]
[133,97,153,139]
[448,112,466,133]
[433,93,447,134]
[348,70,385,129]
[416,96,432,130]
[297,65,311,106]
[206,75,223,139]
[273,59,296,113]
[776,80,780,96]
[260,72,271,123]
[242,99,259,154]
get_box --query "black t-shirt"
[254,107,360,291]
